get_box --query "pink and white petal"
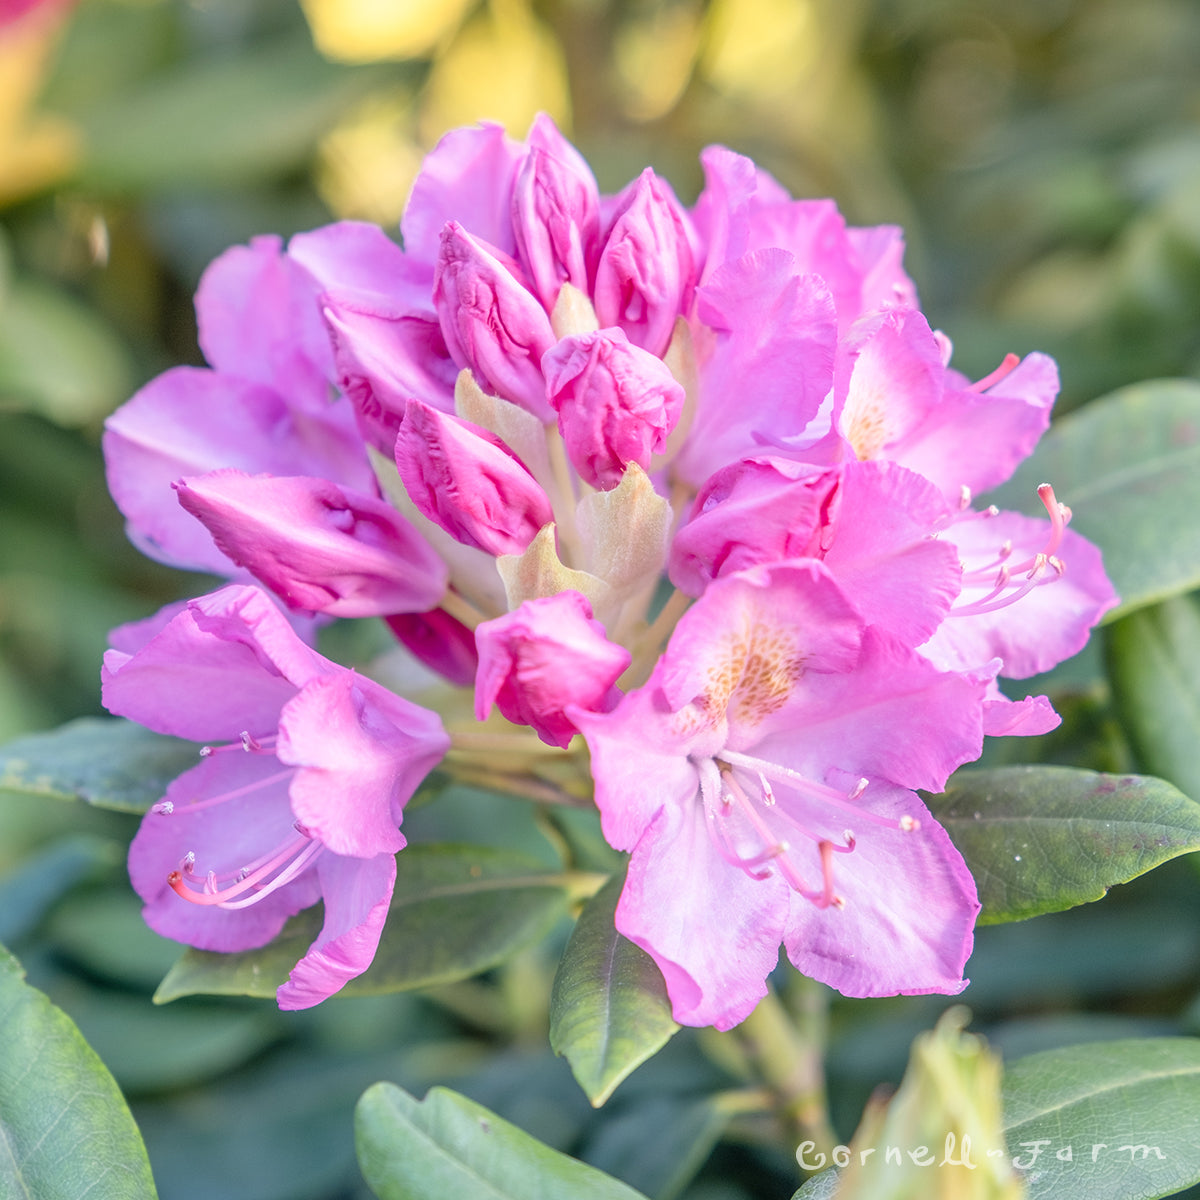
[289,220,431,309]
[658,562,863,739]
[846,224,918,314]
[932,514,1119,678]
[401,122,524,264]
[834,308,943,463]
[573,684,701,852]
[756,628,987,793]
[677,251,836,485]
[278,672,448,858]
[618,800,788,1031]
[277,850,396,1010]
[896,353,1058,501]
[195,236,333,410]
[823,461,961,646]
[784,784,978,997]
[129,756,320,953]
[983,688,1061,737]
[103,367,361,572]
[102,585,323,741]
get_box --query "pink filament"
[168,833,320,909]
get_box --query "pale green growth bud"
[550,280,600,340]
[817,1007,1025,1200]
[577,461,673,598]
[454,368,552,485]
[497,523,612,615]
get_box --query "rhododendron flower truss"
[101,585,449,1009]
[97,112,1120,1031]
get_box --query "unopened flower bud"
[434,222,556,420]
[512,113,601,312]
[593,169,696,358]
[175,470,449,618]
[543,327,684,489]
[395,399,553,557]
[475,591,631,748]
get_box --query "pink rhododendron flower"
[102,585,449,1009]
[575,562,986,1030]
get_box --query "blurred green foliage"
[3,1,1200,1197]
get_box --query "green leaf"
[926,766,1200,924]
[1002,1038,1200,1199]
[76,36,385,190]
[549,872,678,1107]
[0,280,134,427]
[155,845,573,1002]
[0,943,158,1199]
[986,378,1200,617]
[581,1095,733,1200]
[355,1081,650,1200]
[0,717,199,814]
[0,835,118,943]
[1106,596,1200,799]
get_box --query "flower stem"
[737,978,838,1166]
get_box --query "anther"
[899,815,920,832]
[152,801,174,815]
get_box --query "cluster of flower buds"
[102,116,1116,1025]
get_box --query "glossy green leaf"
[355,1081,649,1200]
[986,378,1200,617]
[1002,1038,1200,1199]
[0,943,158,1199]
[926,766,1200,924]
[1106,596,1200,800]
[155,845,573,1002]
[549,872,678,1107]
[0,717,198,814]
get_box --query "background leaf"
[0,717,198,814]
[1106,596,1200,801]
[155,845,574,1002]
[926,766,1200,924]
[986,379,1200,617]
[0,942,158,1200]
[75,36,386,191]
[355,1081,649,1200]
[1002,1037,1200,1200]
[549,872,678,1107]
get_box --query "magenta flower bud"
[385,606,479,688]
[174,470,449,618]
[511,113,601,312]
[475,591,631,748]
[543,327,684,489]
[593,168,696,358]
[433,221,556,420]
[395,398,553,557]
